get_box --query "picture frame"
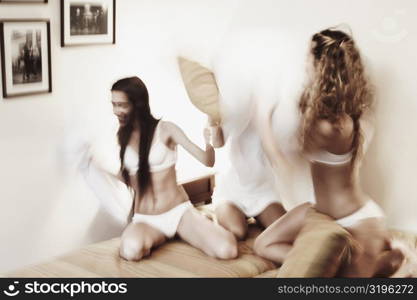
[61,0,116,47]
[0,19,52,98]
[0,0,48,3]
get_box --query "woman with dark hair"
[253,28,404,277]
[111,76,237,261]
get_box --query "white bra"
[308,150,353,166]
[123,122,177,175]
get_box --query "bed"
[6,175,417,278]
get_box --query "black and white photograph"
[70,3,108,35]
[61,0,115,46]
[0,20,51,98]
[1,0,417,293]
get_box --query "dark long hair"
[111,77,159,203]
[299,28,374,166]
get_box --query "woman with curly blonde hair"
[253,28,403,277]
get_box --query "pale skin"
[253,101,403,277]
[111,91,238,261]
[208,117,286,240]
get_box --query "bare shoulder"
[158,121,183,145]
[159,121,181,134]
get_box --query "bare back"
[307,114,367,219]
[307,114,389,277]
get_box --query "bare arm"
[165,121,215,167]
[211,126,225,148]
[359,109,375,154]
[208,116,225,148]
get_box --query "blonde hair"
[299,28,374,165]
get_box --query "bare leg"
[255,202,286,228]
[177,207,238,259]
[253,203,312,264]
[215,202,248,240]
[119,222,166,261]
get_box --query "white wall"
[1,0,416,273]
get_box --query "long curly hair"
[299,28,374,165]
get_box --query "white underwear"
[212,168,281,218]
[132,201,192,238]
[335,200,385,228]
[215,196,282,218]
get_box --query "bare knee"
[212,232,238,260]
[228,224,247,240]
[215,205,247,240]
[119,236,150,261]
[216,219,247,240]
[253,235,268,258]
[298,202,313,215]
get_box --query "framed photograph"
[0,0,48,3]
[61,0,116,47]
[0,20,52,98]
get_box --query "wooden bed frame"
[180,174,215,206]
